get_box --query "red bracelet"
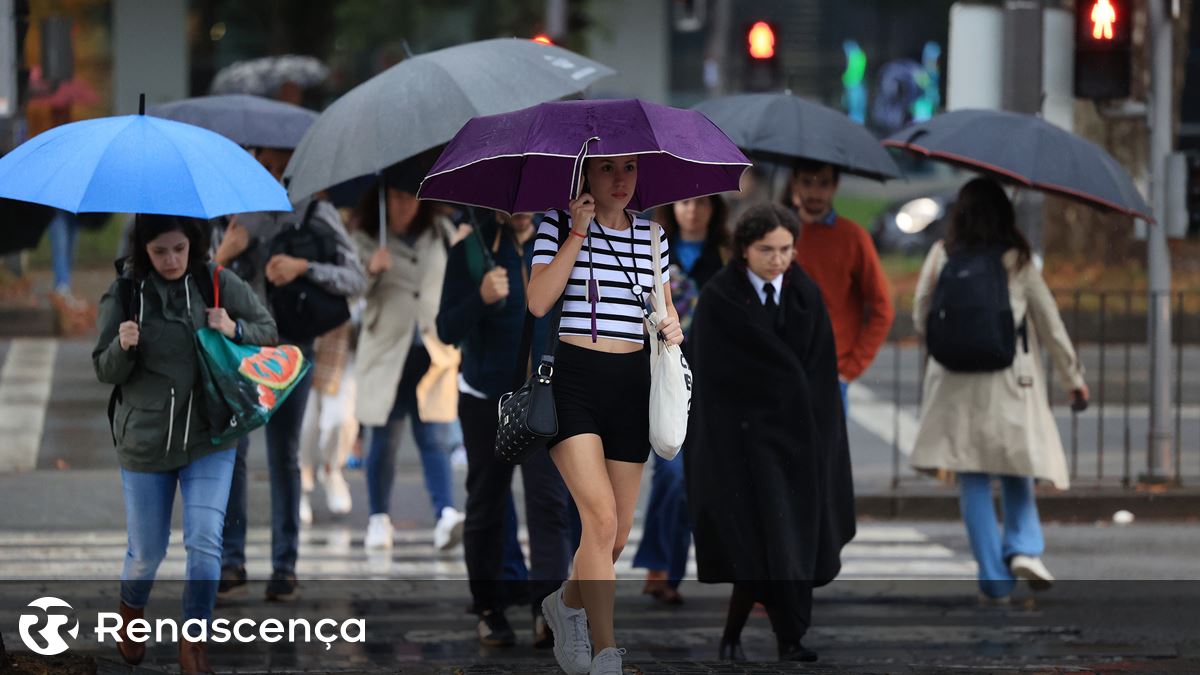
[570,229,587,239]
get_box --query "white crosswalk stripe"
[0,524,976,581]
[0,338,58,472]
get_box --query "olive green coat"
[93,263,277,472]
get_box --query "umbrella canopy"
[418,98,750,215]
[885,109,1151,220]
[210,55,329,96]
[0,113,292,218]
[693,92,901,180]
[283,38,615,202]
[148,94,318,150]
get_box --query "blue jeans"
[632,452,691,587]
[121,448,235,623]
[222,353,314,574]
[366,399,456,518]
[958,473,1045,598]
[48,210,78,292]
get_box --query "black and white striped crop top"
[531,212,670,345]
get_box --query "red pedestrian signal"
[1074,0,1130,99]
[1090,0,1116,40]
[747,21,775,60]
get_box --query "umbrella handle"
[377,174,386,248]
[570,136,601,202]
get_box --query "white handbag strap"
[646,220,668,336]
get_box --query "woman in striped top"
[527,154,683,675]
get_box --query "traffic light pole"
[1145,0,1174,482]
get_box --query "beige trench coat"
[353,220,460,427]
[910,242,1085,489]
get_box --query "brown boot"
[179,636,214,675]
[115,602,145,665]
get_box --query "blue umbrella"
[0,111,292,218]
[148,94,318,150]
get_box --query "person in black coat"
[685,203,856,663]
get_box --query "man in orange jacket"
[785,159,895,413]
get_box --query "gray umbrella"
[693,93,901,181]
[282,38,615,204]
[885,109,1152,220]
[147,94,318,150]
[210,55,329,96]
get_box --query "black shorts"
[549,341,651,464]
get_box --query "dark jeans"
[632,451,691,587]
[222,343,314,575]
[460,393,571,613]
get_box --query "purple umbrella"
[418,98,750,214]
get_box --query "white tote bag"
[644,221,692,460]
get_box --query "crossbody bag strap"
[509,212,569,390]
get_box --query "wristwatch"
[234,319,244,343]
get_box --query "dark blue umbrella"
[147,94,317,150]
[885,109,1151,220]
[0,107,291,218]
[693,93,901,181]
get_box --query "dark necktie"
[763,283,779,324]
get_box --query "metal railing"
[882,290,1200,490]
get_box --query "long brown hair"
[945,177,1032,268]
[354,181,439,241]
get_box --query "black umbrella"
[147,94,317,150]
[885,109,1152,220]
[693,93,901,181]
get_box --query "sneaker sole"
[438,518,466,552]
[540,593,590,675]
[1011,563,1054,591]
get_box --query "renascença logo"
[19,597,79,656]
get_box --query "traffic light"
[1074,0,1131,100]
[743,20,780,92]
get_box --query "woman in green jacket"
[93,214,276,675]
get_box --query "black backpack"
[925,247,1026,373]
[266,201,351,342]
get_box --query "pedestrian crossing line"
[0,338,57,473]
[0,524,976,581]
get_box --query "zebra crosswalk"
[0,524,976,581]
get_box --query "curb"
[855,488,1200,522]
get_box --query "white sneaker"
[1010,555,1054,591]
[589,646,625,675]
[299,493,313,526]
[365,513,393,550]
[433,506,466,551]
[321,468,353,515]
[540,585,592,675]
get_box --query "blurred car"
[870,187,958,255]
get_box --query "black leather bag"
[267,201,351,342]
[495,297,564,465]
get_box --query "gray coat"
[215,197,367,306]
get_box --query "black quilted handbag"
[495,296,565,464]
